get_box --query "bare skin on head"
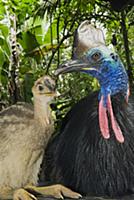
[0,75,81,200]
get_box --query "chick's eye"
[92,52,101,61]
[38,85,44,91]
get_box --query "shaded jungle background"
[0,0,134,129]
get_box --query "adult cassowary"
[44,21,134,197]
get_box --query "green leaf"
[18,31,39,53]
[0,47,6,83]
[0,35,4,45]
[0,23,9,39]
[0,47,5,68]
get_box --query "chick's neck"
[34,96,53,127]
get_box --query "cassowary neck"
[96,62,129,143]
[34,96,52,127]
[98,62,129,106]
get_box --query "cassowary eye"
[92,52,101,61]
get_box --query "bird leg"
[0,185,81,199]
[0,186,37,200]
[25,184,82,199]
[13,188,37,200]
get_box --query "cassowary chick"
[0,75,81,200]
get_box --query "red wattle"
[107,94,124,143]
[99,95,110,139]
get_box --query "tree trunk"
[120,11,133,86]
[8,14,21,104]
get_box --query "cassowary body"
[46,92,134,197]
[44,21,134,197]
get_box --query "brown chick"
[0,75,81,200]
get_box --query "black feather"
[44,92,134,197]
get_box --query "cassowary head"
[55,21,130,143]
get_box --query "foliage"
[0,0,134,124]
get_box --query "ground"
[35,195,134,200]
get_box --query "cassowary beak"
[55,60,90,76]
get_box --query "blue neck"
[98,60,129,106]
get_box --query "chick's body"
[0,103,54,189]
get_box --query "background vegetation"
[0,0,134,125]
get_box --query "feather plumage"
[44,21,134,197]
[45,92,134,197]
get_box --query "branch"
[45,17,76,73]
[46,32,72,74]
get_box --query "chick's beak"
[54,60,89,76]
